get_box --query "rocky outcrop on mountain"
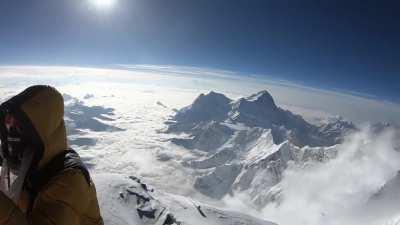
[170,121,234,152]
[185,148,237,169]
[194,163,242,199]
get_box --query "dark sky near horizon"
[0,0,399,102]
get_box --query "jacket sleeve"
[30,169,91,225]
[0,169,91,225]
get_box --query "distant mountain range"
[167,90,357,148]
[165,90,359,207]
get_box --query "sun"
[89,0,118,10]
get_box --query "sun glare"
[90,0,117,10]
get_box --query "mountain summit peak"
[169,91,231,127]
[245,90,277,108]
[193,91,231,108]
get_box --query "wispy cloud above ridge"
[116,64,290,84]
[0,65,399,125]
[116,64,240,78]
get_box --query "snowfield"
[94,173,276,225]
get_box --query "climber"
[0,85,103,225]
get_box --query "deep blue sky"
[0,0,399,102]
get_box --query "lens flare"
[89,0,117,10]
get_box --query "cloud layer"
[1,65,399,125]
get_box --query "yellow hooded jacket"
[0,85,103,225]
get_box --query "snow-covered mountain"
[168,90,356,149]
[166,90,355,206]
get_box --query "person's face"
[3,114,26,172]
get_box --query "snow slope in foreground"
[94,173,277,225]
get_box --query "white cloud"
[260,127,400,225]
